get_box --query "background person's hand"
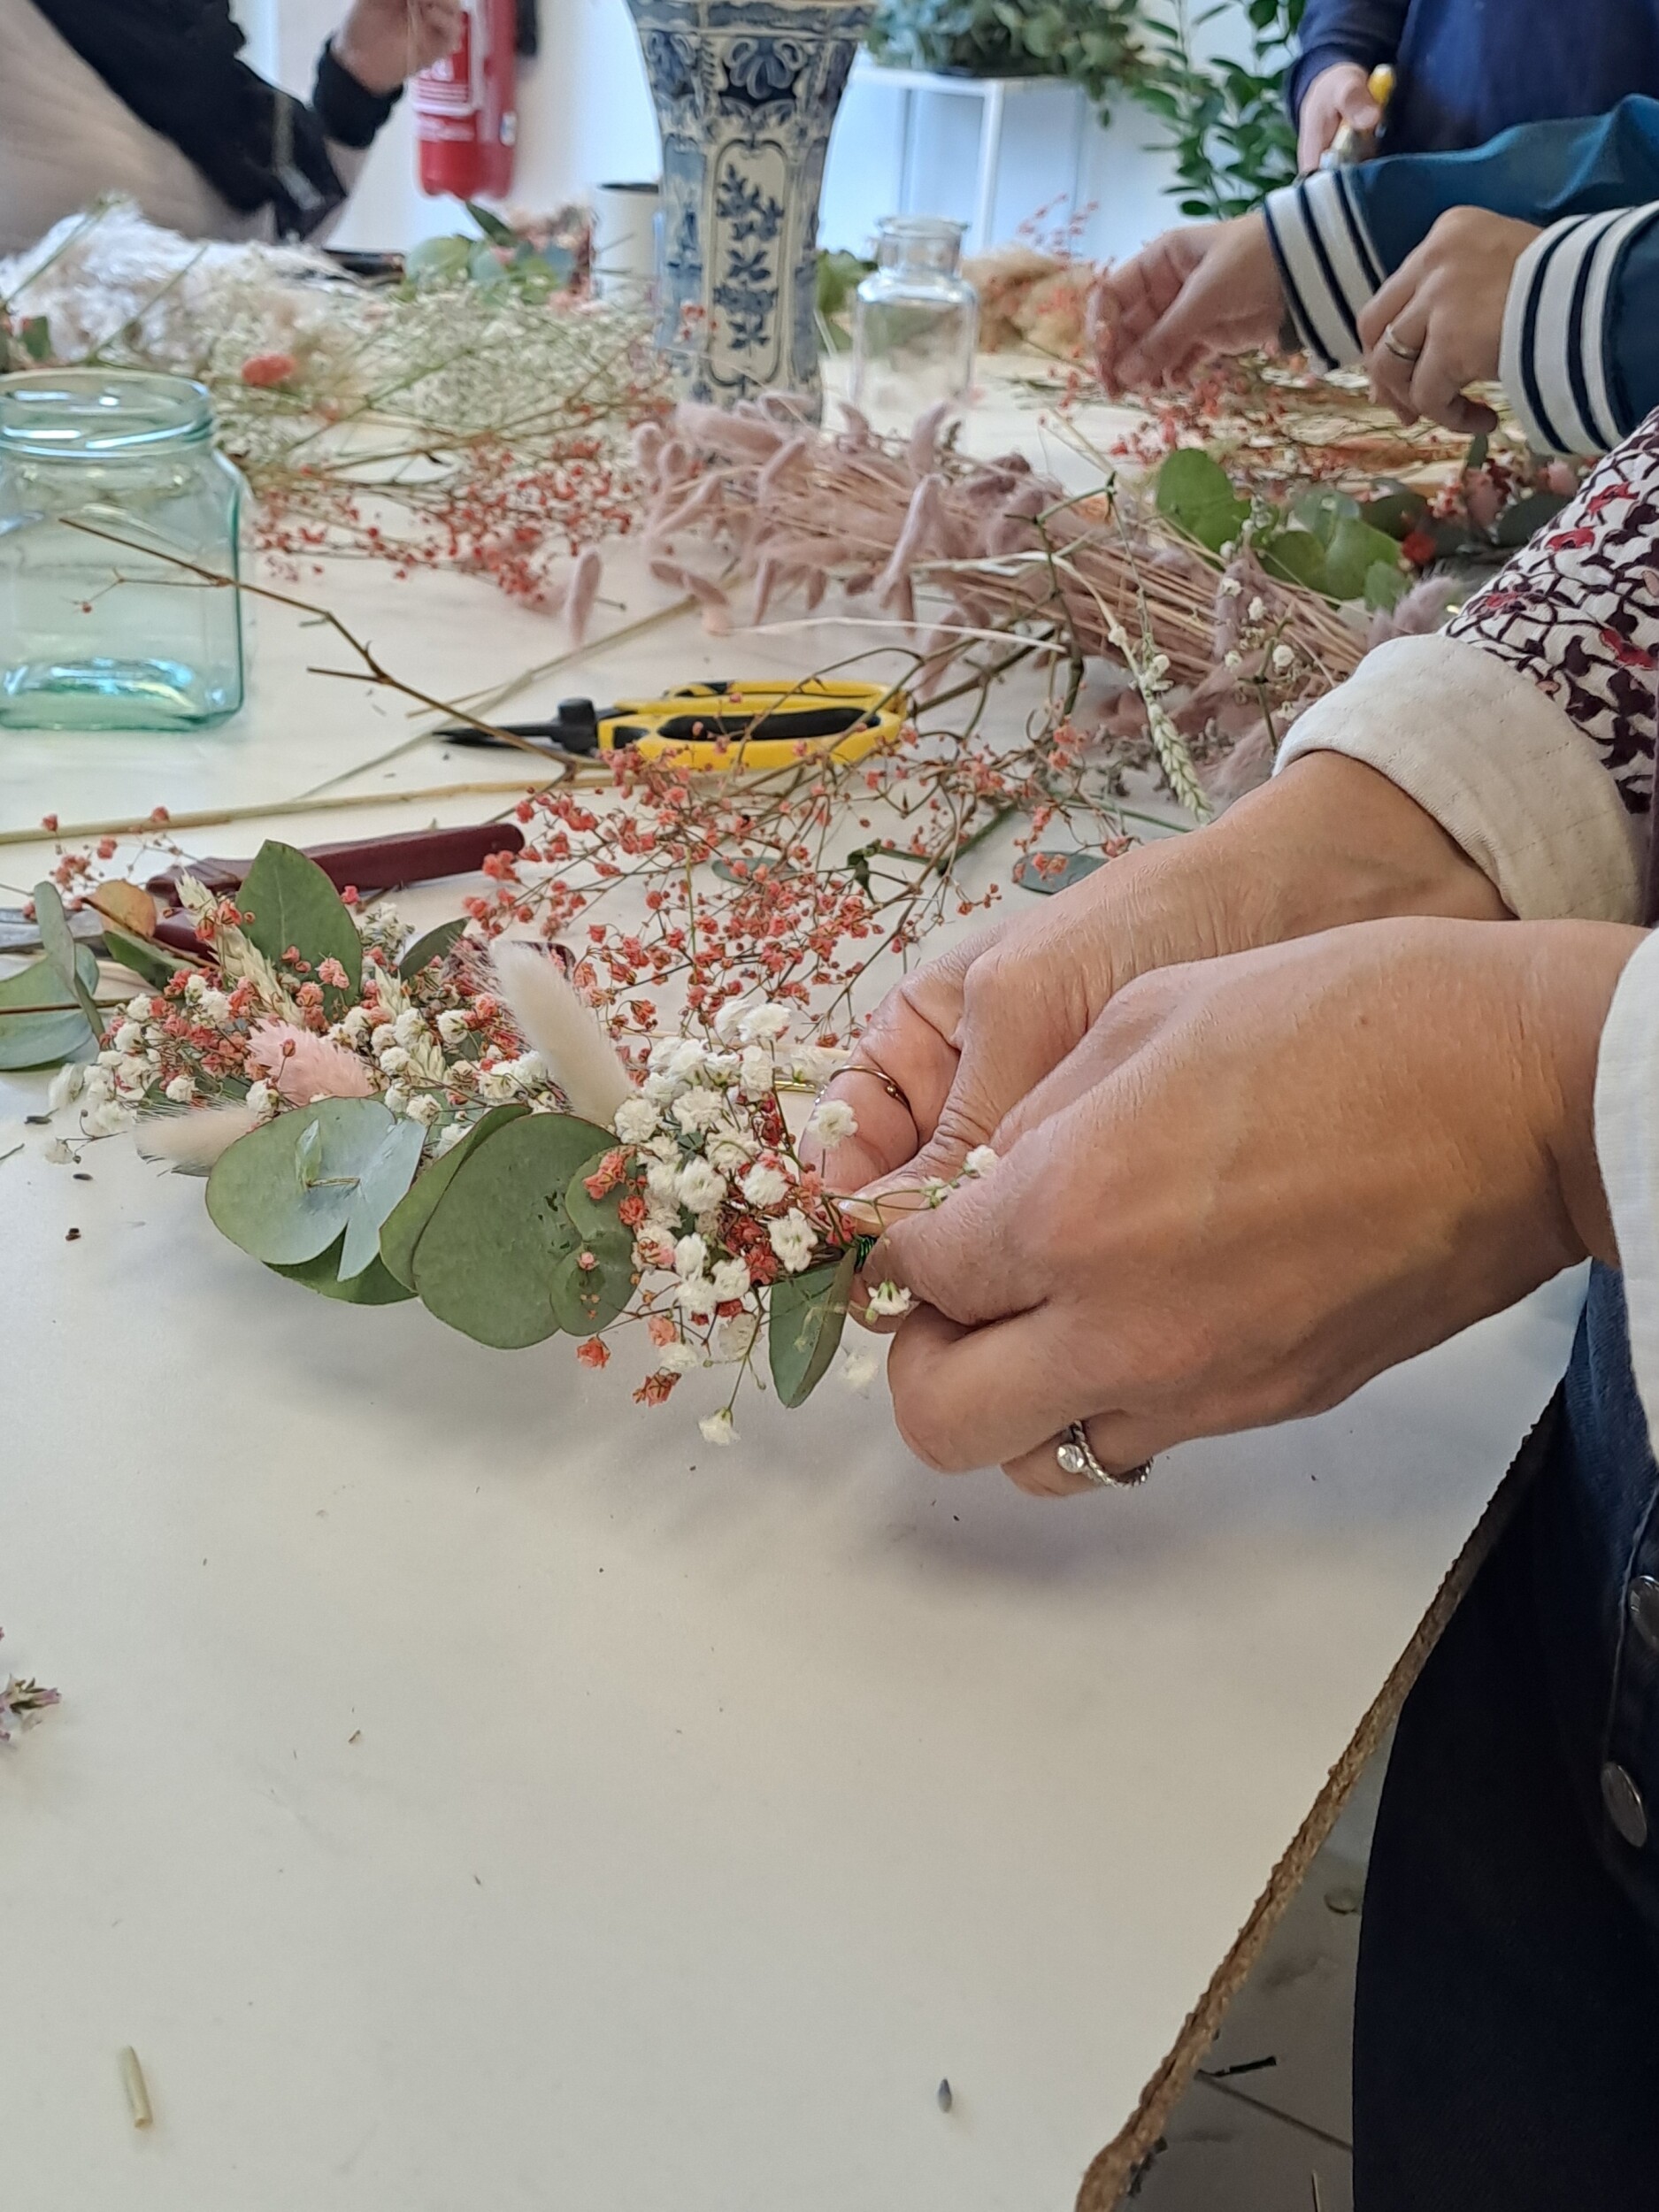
[1296,60,1382,173]
[807,753,1509,1199]
[1089,217,1284,396]
[334,0,463,96]
[873,917,1638,1494]
[1356,209,1540,436]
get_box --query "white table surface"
[0,394,1586,2211]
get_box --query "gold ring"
[1381,323,1424,365]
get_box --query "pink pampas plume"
[566,547,603,645]
[135,1104,260,1175]
[877,474,944,606]
[649,558,733,634]
[246,1021,374,1104]
[908,400,950,478]
[491,940,634,1125]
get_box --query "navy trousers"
[1354,1264,1659,2206]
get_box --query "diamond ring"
[1056,1422,1151,1488]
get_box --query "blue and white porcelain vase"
[627,0,874,417]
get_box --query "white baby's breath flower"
[645,1159,681,1210]
[738,1002,790,1043]
[676,1157,726,1212]
[706,1127,757,1173]
[741,1161,789,1209]
[806,1097,857,1145]
[766,1210,816,1274]
[634,1228,678,1271]
[393,1010,426,1047]
[124,994,153,1022]
[435,1118,468,1155]
[436,1009,472,1047]
[113,1022,144,1055]
[864,1280,913,1318]
[657,1339,699,1375]
[406,1094,442,1127]
[82,1065,116,1102]
[841,1350,879,1391]
[642,1071,682,1106]
[47,1064,85,1113]
[82,1100,134,1138]
[613,1096,660,1144]
[477,1066,517,1104]
[164,1074,195,1104]
[383,1083,410,1115]
[199,989,231,1025]
[676,1276,719,1320]
[672,1086,726,1133]
[1247,596,1266,622]
[377,1041,411,1074]
[666,1038,710,1080]
[182,972,206,1003]
[246,1079,275,1119]
[739,1045,774,1095]
[713,1000,747,1044]
[791,1045,848,1086]
[673,1233,709,1279]
[962,1145,998,1177]
[710,1257,750,1302]
[922,1179,950,1209]
[698,1409,736,1447]
[338,1005,373,1045]
[42,1136,73,1165]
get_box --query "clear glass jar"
[0,369,245,730]
[850,217,979,438]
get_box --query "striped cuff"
[1263,171,1385,372]
[1500,205,1659,457]
[1275,634,1646,925]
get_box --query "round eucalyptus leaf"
[338,1115,427,1281]
[565,1150,636,1241]
[549,1228,635,1334]
[0,947,100,1070]
[378,1103,528,1290]
[206,1097,395,1265]
[769,1249,857,1409]
[268,1234,415,1304]
[411,1111,614,1348]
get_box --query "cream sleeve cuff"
[1274,634,1644,923]
[1594,929,1659,1444]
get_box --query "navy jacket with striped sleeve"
[1263,98,1659,455]
[1290,0,1659,157]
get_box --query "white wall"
[265,0,1206,264]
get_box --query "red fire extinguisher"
[414,0,517,203]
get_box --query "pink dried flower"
[245,1021,373,1103]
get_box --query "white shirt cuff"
[1594,929,1659,1441]
[1275,633,1645,922]
[1500,207,1659,457]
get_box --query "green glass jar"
[0,369,245,730]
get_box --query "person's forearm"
[1524,920,1646,1268]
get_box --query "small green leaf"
[33,880,103,1034]
[1155,448,1250,553]
[398,917,468,978]
[550,1229,635,1334]
[1463,431,1490,474]
[207,1097,395,1265]
[466,200,520,246]
[237,841,363,1009]
[565,1152,634,1242]
[1289,487,1360,546]
[338,1116,426,1280]
[378,1102,527,1290]
[1493,488,1570,549]
[1012,849,1110,895]
[1362,488,1431,541]
[411,1111,614,1348]
[101,921,195,990]
[19,315,51,362]
[268,1233,414,1304]
[1321,516,1404,603]
[768,1249,857,1409]
[1257,526,1327,593]
[0,946,100,1069]
[1363,559,1409,612]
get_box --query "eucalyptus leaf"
[0,946,100,1069]
[550,1228,635,1334]
[768,1250,857,1409]
[565,1152,635,1242]
[268,1234,414,1305]
[379,1103,528,1290]
[1362,488,1431,541]
[33,880,102,1033]
[1257,527,1327,593]
[411,1111,614,1348]
[1155,448,1250,554]
[398,917,468,978]
[102,921,193,990]
[1012,849,1109,896]
[338,1116,426,1281]
[1290,488,1360,546]
[1322,516,1404,603]
[237,841,363,1007]
[206,1097,395,1265]
[1363,559,1409,613]
[1494,488,1570,549]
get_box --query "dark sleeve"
[1263,96,1659,449]
[1286,0,1409,122]
[311,40,403,150]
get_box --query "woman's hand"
[1296,61,1384,173]
[874,917,1640,1494]
[334,0,463,96]
[1089,216,1285,396]
[1356,208,1540,436]
[810,753,1509,1197]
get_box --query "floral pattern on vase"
[627,0,873,418]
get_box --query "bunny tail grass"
[490,940,634,1125]
[134,1104,260,1175]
